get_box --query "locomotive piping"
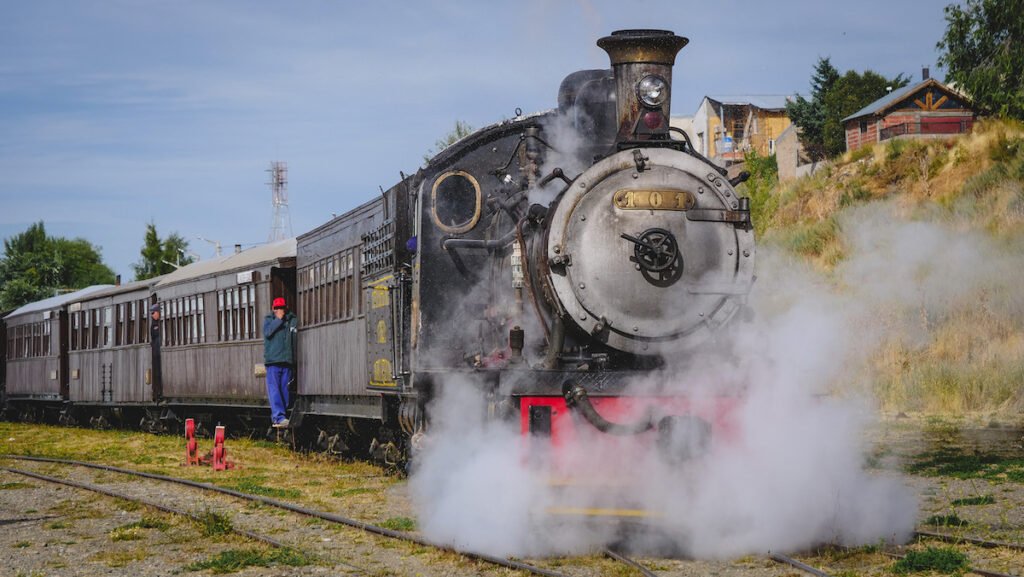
[561,381,654,435]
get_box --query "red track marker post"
[185,418,199,466]
[212,425,226,471]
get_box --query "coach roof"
[154,238,296,288]
[3,284,113,320]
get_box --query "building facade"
[842,75,975,152]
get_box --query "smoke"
[407,191,1024,557]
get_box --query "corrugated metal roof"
[70,276,164,301]
[154,238,296,288]
[4,284,114,319]
[707,95,793,110]
[842,80,928,122]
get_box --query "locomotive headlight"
[637,75,668,107]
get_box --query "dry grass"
[761,120,1024,416]
[0,421,401,523]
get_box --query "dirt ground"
[0,416,1021,577]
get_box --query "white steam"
[405,202,1024,558]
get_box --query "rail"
[1,454,572,577]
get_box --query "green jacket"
[263,312,298,366]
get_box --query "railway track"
[4,454,1021,577]
[0,454,587,577]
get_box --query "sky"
[1,0,955,280]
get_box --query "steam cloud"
[406,194,1024,557]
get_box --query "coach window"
[239,289,249,340]
[115,304,124,346]
[126,302,134,345]
[139,301,148,344]
[43,318,51,356]
[103,307,112,347]
[246,286,254,339]
[354,250,363,316]
[199,295,207,342]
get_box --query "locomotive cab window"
[430,170,481,234]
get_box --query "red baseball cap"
[272,297,286,309]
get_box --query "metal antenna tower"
[267,161,292,241]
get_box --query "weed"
[45,520,71,530]
[949,495,995,506]
[110,514,171,541]
[891,546,969,574]
[839,182,872,207]
[923,514,968,527]
[780,216,841,259]
[197,510,233,537]
[0,482,35,490]
[184,547,312,574]
[14,541,31,548]
[379,516,417,531]
[110,525,145,541]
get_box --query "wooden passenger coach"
[67,279,160,406]
[3,286,112,408]
[293,180,412,421]
[154,240,296,406]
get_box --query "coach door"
[100,306,114,403]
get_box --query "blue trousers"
[266,364,291,423]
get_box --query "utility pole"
[268,161,292,242]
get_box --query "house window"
[859,120,868,134]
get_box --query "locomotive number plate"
[613,190,695,211]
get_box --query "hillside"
[739,120,1024,417]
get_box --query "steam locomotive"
[3,30,754,477]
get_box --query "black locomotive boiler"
[4,30,754,486]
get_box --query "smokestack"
[597,29,688,142]
[115,274,121,286]
[922,66,930,81]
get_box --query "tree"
[0,221,116,311]
[937,0,1024,119]
[787,58,908,159]
[822,70,910,157]
[132,223,195,280]
[785,57,840,160]
[423,120,474,162]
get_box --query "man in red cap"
[263,296,298,427]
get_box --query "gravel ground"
[1,417,1022,577]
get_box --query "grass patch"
[891,546,969,574]
[906,449,1024,482]
[90,549,148,568]
[950,495,995,506]
[14,541,31,548]
[331,487,377,498]
[923,514,968,527]
[197,510,233,537]
[0,481,35,490]
[45,520,71,530]
[230,478,301,499]
[184,547,311,574]
[379,516,416,531]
